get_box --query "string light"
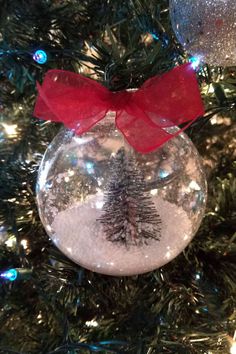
[85,161,95,174]
[230,331,236,354]
[5,235,17,248]
[151,32,169,47]
[33,49,47,64]
[20,239,28,249]
[1,123,18,137]
[0,268,32,282]
[0,269,18,281]
[152,33,159,41]
[85,319,99,327]
[189,56,202,70]
[231,343,236,354]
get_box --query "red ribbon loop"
[34,63,205,154]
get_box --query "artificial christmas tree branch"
[0,0,235,353]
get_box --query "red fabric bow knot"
[34,63,204,154]
[109,90,133,111]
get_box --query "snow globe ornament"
[36,115,207,276]
[34,64,207,276]
[170,0,236,66]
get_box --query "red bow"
[34,63,204,154]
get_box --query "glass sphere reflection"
[36,113,207,276]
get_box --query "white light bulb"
[231,342,236,354]
[1,123,18,137]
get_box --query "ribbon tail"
[116,110,175,154]
[116,103,201,154]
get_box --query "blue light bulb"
[152,33,159,41]
[159,169,170,179]
[189,56,202,70]
[0,268,18,281]
[85,161,94,174]
[33,50,47,64]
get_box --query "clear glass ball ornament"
[36,112,207,276]
[170,0,236,67]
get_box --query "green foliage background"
[0,1,235,353]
